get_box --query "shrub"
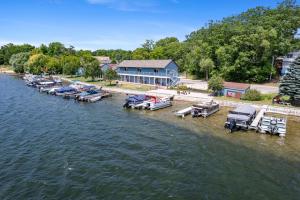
[208,75,224,93]
[177,85,188,91]
[241,89,263,101]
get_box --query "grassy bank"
[62,76,155,92]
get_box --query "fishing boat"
[257,116,287,137]
[224,105,257,133]
[191,100,219,118]
[123,95,150,108]
[141,96,172,111]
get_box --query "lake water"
[0,74,300,200]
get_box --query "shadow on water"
[0,74,300,200]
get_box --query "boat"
[123,95,150,108]
[224,105,257,133]
[257,116,287,137]
[175,106,193,118]
[76,90,99,101]
[141,96,172,111]
[191,100,219,118]
[53,86,77,96]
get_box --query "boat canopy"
[56,86,76,93]
[227,114,251,121]
[127,95,148,102]
[230,105,256,116]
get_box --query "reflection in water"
[0,74,300,199]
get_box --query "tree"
[279,57,300,101]
[9,52,30,73]
[48,42,67,56]
[26,54,49,74]
[61,55,80,76]
[104,68,119,86]
[142,40,154,52]
[47,57,62,75]
[208,75,224,94]
[132,48,150,60]
[80,56,101,81]
[0,43,34,65]
[199,58,215,81]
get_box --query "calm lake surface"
[0,74,300,200]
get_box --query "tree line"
[1,0,299,83]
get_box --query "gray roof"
[231,105,256,116]
[117,60,173,69]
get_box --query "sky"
[0,0,299,50]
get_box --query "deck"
[175,107,193,118]
[249,108,266,130]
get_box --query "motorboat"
[53,86,77,96]
[123,95,150,108]
[225,105,257,132]
[141,96,172,111]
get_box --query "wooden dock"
[249,108,266,130]
[175,107,193,118]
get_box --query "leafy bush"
[241,89,263,101]
[208,75,224,93]
[177,85,188,91]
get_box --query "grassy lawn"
[215,94,293,108]
[63,76,154,91]
[118,82,155,91]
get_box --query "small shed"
[222,82,250,99]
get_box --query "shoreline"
[2,73,299,117]
[59,76,300,117]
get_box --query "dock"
[175,107,193,118]
[249,108,266,130]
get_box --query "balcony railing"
[117,70,177,77]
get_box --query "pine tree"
[279,57,300,101]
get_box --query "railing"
[117,70,177,77]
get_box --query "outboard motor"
[191,108,198,118]
[123,100,130,108]
[270,120,277,135]
[228,120,237,133]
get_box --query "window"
[137,68,142,72]
[124,67,128,71]
[154,69,159,73]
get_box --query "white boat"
[142,96,172,111]
[258,116,287,137]
[175,107,193,118]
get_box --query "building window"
[137,68,142,72]
[154,69,159,73]
[124,67,128,71]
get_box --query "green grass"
[118,83,155,91]
[63,76,154,91]
[215,93,293,107]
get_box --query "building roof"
[223,82,250,90]
[117,59,173,69]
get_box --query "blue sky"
[0,0,299,50]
